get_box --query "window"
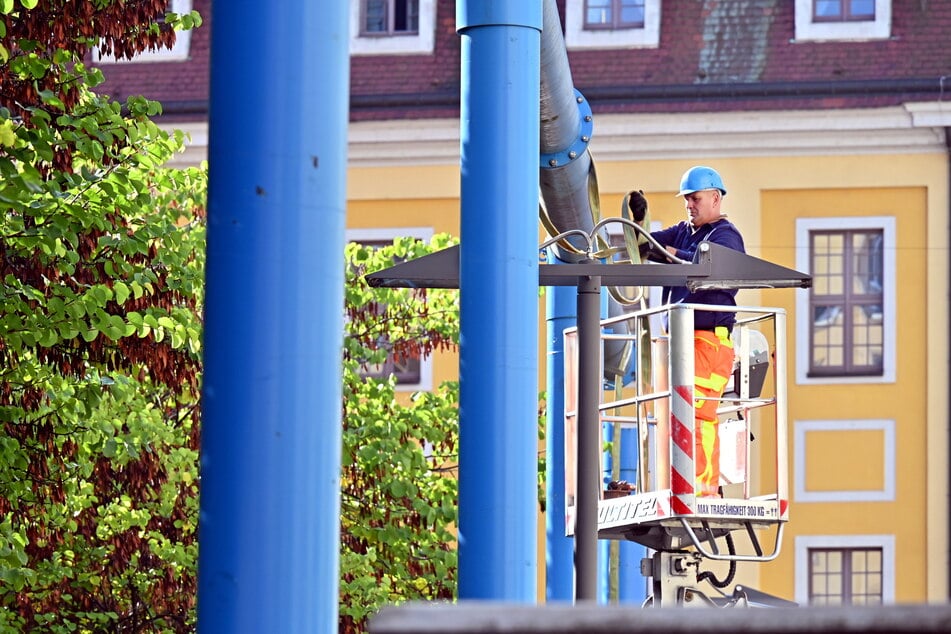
[351,0,435,56]
[808,229,883,377]
[795,217,895,385]
[93,0,193,64]
[354,238,422,386]
[795,535,894,605]
[565,0,660,50]
[814,0,875,22]
[362,0,419,36]
[809,547,884,605]
[584,0,645,30]
[794,0,890,41]
[347,227,434,391]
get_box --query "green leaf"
[113,281,130,305]
[0,119,15,146]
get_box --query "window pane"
[852,232,883,295]
[586,0,612,27]
[620,0,645,26]
[365,0,386,32]
[827,572,843,595]
[813,305,842,328]
[395,0,419,33]
[391,353,422,383]
[850,0,875,18]
[815,0,843,19]
[827,551,843,573]
[812,550,827,572]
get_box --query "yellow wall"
[597,155,947,603]
[347,150,949,604]
[760,183,931,603]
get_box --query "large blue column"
[456,1,542,601]
[199,4,348,632]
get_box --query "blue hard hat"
[676,165,727,197]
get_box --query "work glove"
[625,189,648,223]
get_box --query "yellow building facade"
[344,106,950,605]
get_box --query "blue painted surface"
[618,427,648,603]
[600,417,648,605]
[545,279,577,602]
[198,3,348,632]
[456,1,542,601]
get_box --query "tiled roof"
[94,0,951,122]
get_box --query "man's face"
[682,189,721,228]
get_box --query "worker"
[626,166,745,496]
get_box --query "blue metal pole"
[545,280,576,602]
[456,1,542,601]
[199,3,348,633]
[618,427,648,604]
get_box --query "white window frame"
[794,0,891,42]
[795,534,895,605]
[795,216,896,385]
[346,226,435,392]
[94,0,193,64]
[565,0,661,50]
[350,0,436,56]
[793,419,896,503]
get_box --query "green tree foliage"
[0,1,205,631]
[341,238,460,633]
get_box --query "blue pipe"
[545,278,576,602]
[456,1,542,601]
[598,411,648,605]
[618,427,648,603]
[198,3,348,632]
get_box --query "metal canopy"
[365,241,813,290]
[365,238,810,604]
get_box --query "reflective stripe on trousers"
[694,327,734,496]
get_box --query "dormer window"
[584,0,646,30]
[567,0,660,50]
[794,0,889,41]
[350,0,434,55]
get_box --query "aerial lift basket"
[564,303,789,563]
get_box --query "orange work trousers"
[693,328,734,496]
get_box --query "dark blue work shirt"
[651,218,746,330]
